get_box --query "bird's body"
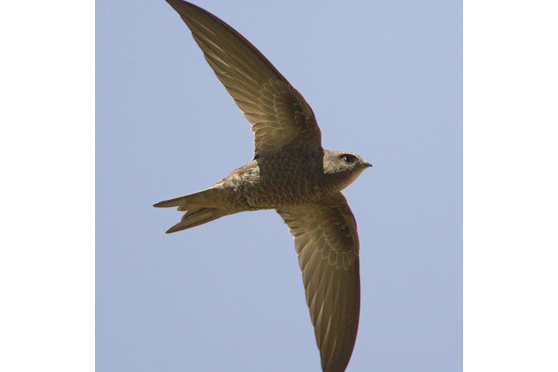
[155,1,372,371]
[156,148,370,233]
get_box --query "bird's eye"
[342,155,356,163]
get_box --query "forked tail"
[153,188,231,233]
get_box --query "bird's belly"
[241,155,326,208]
[244,178,321,208]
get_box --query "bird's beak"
[364,162,373,168]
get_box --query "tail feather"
[154,188,236,233]
[165,207,226,233]
[153,195,188,208]
[153,189,219,209]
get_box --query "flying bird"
[155,1,372,371]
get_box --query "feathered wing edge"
[278,193,361,372]
[164,0,321,158]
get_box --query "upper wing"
[277,193,360,372]
[166,0,322,158]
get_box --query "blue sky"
[95,1,462,371]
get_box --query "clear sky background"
[96,1,462,371]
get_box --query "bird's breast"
[240,150,329,208]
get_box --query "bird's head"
[323,150,372,191]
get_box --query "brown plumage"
[155,1,372,371]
